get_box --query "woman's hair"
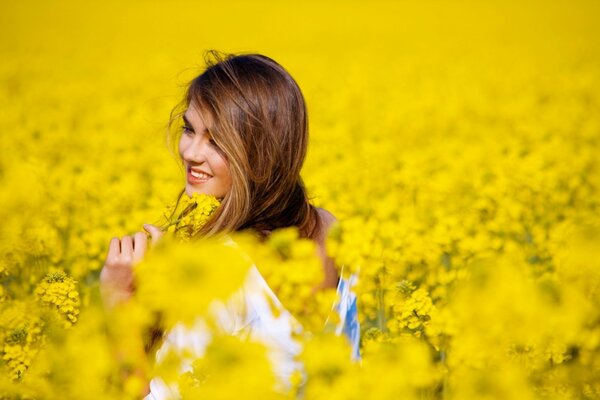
[167,50,321,241]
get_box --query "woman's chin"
[184,182,230,199]
[185,185,212,197]
[184,185,198,197]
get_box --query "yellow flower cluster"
[159,193,221,242]
[34,271,80,327]
[135,236,251,328]
[1,0,600,398]
[300,333,439,399]
[237,228,339,333]
[0,302,44,382]
[179,335,280,399]
[389,283,437,336]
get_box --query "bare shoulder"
[315,207,340,288]
[316,207,338,237]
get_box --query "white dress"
[144,261,360,399]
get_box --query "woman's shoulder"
[313,207,340,289]
[315,207,337,238]
[316,207,337,225]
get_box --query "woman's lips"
[187,171,210,184]
[187,167,212,184]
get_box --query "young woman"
[100,51,360,398]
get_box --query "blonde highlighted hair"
[167,51,321,240]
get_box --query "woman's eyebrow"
[182,114,193,127]
[182,114,209,133]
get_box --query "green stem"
[159,202,198,232]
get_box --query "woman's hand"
[100,224,163,310]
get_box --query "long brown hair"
[167,50,322,241]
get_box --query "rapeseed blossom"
[34,271,80,327]
[135,237,251,328]
[0,303,44,382]
[236,228,338,333]
[179,335,282,400]
[158,193,221,242]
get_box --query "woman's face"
[179,103,232,199]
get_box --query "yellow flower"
[158,193,221,242]
[134,236,251,327]
[178,335,282,399]
[236,228,333,333]
[0,302,45,381]
[34,271,80,327]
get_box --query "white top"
[145,262,360,400]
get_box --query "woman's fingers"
[107,237,120,261]
[132,232,147,264]
[143,224,164,247]
[120,235,134,263]
[100,224,163,310]
[101,236,134,309]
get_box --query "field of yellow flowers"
[1,0,600,398]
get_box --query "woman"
[100,51,360,397]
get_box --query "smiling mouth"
[190,170,211,179]
[187,166,213,184]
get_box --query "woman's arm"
[100,225,163,308]
[100,224,164,397]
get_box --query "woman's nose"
[182,138,208,163]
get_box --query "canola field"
[1,0,600,398]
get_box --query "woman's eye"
[181,125,194,135]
